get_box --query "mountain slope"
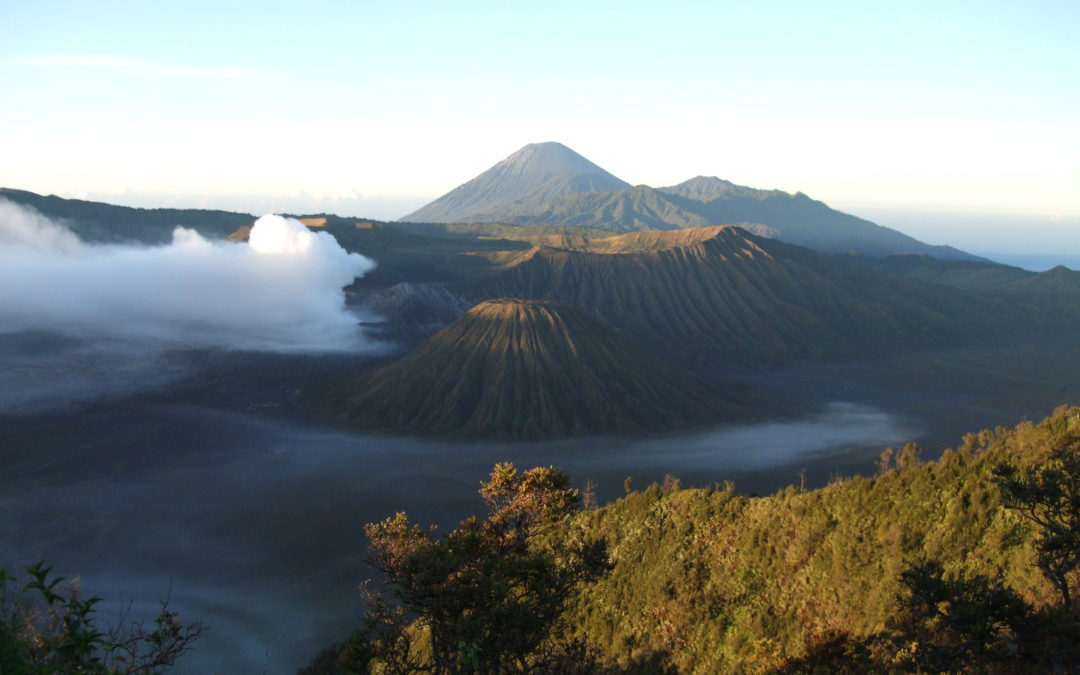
[1003,264,1080,296]
[0,188,251,245]
[458,226,1036,364]
[863,254,1034,290]
[555,405,1079,672]
[402,142,980,259]
[511,184,711,232]
[400,142,630,224]
[659,177,979,260]
[658,175,777,202]
[858,256,1080,314]
[310,299,743,440]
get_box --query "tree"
[992,437,1080,610]
[0,561,203,674]
[876,447,894,476]
[343,463,610,674]
[890,560,1030,671]
[582,478,598,511]
[896,442,922,472]
[781,561,1035,673]
[660,474,681,494]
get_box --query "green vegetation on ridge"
[557,405,1080,671]
[306,406,1080,673]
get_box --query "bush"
[0,561,203,674]
[341,463,610,673]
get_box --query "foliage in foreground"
[777,558,1080,673]
[338,463,611,673]
[993,436,1080,611]
[0,561,203,674]
[559,405,1080,672]
[303,406,1080,673]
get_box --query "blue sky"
[1,1,1077,262]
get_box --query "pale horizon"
[1,1,1077,265]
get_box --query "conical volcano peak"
[400,142,630,224]
[494,142,612,178]
[397,143,981,260]
[312,297,742,439]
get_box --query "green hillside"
[553,405,1080,672]
[306,407,1080,674]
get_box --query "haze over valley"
[3,140,1080,671]
[2,2,1079,671]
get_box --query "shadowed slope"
[0,188,251,245]
[313,299,742,440]
[864,254,1034,290]
[858,256,1080,316]
[1003,265,1080,296]
[461,226,1034,364]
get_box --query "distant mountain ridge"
[0,188,251,245]
[659,175,783,202]
[659,177,975,259]
[402,144,981,260]
[859,255,1080,306]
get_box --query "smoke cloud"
[0,199,378,352]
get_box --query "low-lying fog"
[2,201,1073,673]
[0,362,913,673]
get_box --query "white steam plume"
[0,199,378,352]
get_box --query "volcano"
[313,298,743,440]
[400,142,630,224]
